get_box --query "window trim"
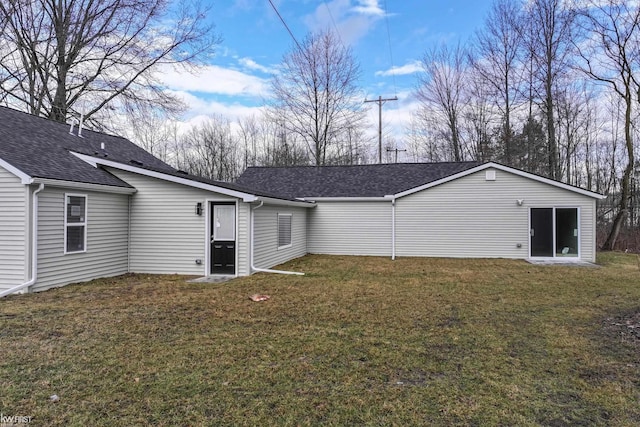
[277,213,292,250]
[64,193,88,254]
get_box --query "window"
[277,213,292,249]
[65,194,87,253]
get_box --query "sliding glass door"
[530,208,579,258]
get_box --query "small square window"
[65,194,87,253]
[66,196,86,223]
[278,214,292,249]
[66,226,85,252]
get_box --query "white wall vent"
[485,170,496,181]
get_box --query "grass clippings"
[1,253,639,426]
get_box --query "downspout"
[127,195,132,273]
[391,198,396,260]
[250,200,304,276]
[0,183,45,298]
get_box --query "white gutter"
[300,196,389,202]
[256,196,315,208]
[0,183,45,298]
[250,201,304,276]
[391,198,396,260]
[32,178,136,194]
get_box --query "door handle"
[530,229,534,237]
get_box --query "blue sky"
[161,0,495,138]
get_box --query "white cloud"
[238,57,274,74]
[351,0,385,16]
[168,89,266,120]
[375,60,422,77]
[303,0,384,45]
[158,64,268,97]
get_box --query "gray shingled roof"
[0,106,309,202]
[107,161,309,201]
[236,162,482,199]
[0,106,175,187]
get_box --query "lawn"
[1,253,639,426]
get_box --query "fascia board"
[394,162,607,200]
[486,163,607,199]
[70,152,258,202]
[32,178,137,194]
[257,196,316,208]
[300,197,390,202]
[0,157,33,184]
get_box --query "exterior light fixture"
[195,202,203,216]
[516,199,524,206]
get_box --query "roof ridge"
[0,105,130,141]
[245,161,481,170]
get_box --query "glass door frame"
[528,206,581,259]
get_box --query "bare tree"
[463,68,497,162]
[268,30,365,166]
[470,0,525,167]
[575,0,639,249]
[521,0,577,179]
[416,43,468,162]
[0,0,218,126]
[125,108,177,162]
[178,115,240,181]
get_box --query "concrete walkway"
[526,259,600,267]
[188,275,235,283]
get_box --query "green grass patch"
[1,253,640,426]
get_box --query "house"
[0,106,606,296]
[236,162,606,262]
[0,106,312,296]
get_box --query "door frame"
[205,199,239,276]
[528,206,581,260]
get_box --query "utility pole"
[365,95,398,163]
[386,147,407,163]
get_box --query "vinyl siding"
[395,168,597,262]
[33,187,129,292]
[237,202,251,276]
[108,169,242,275]
[0,165,28,289]
[253,205,307,269]
[307,201,392,256]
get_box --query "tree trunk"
[545,73,558,179]
[602,88,635,250]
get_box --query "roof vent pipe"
[69,118,78,135]
[101,142,105,150]
[78,114,84,138]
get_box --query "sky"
[160,0,495,150]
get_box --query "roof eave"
[300,196,390,202]
[392,162,607,200]
[485,162,607,200]
[70,152,280,202]
[31,178,137,194]
[0,157,33,184]
[257,196,316,207]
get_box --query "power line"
[323,2,345,48]
[267,0,303,52]
[382,0,397,97]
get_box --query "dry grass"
[1,253,640,426]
